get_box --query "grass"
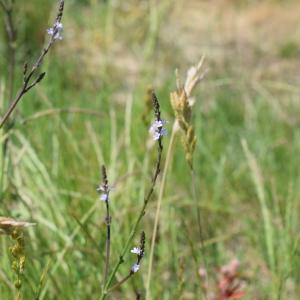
[1,0,300,299]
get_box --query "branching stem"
[100,91,164,300]
[0,0,65,129]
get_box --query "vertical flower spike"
[151,91,161,122]
[149,91,167,143]
[101,89,164,297]
[97,165,112,282]
[130,231,146,274]
[97,165,111,202]
[0,0,65,129]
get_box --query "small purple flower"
[131,263,140,273]
[47,21,63,40]
[97,184,111,202]
[149,119,167,141]
[100,193,108,201]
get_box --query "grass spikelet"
[170,57,208,167]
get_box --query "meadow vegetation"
[0,0,300,299]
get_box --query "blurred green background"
[1,0,300,299]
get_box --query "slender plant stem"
[106,231,145,293]
[99,165,111,285]
[0,86,26,129]
[145,121,177,300]
[104,198,111,282]
[100,145,162,299]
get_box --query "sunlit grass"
[0,0,300,299]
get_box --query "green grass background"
[1,0,300,299]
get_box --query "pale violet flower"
[97,184,110,202]
[149,119,167,141]
[100,193,108,201]
[47,21,63,40]
[131,263,140,273]
[131,247,142,255]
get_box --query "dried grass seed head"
[170,57,207,167]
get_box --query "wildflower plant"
[0,0,17,104]
[106,232,146,294]
[99,91,164,299]
[0,0,65,128]
[0,1,65,298]
[97,165,112,282]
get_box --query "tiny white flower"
[131,247,142,255]
[56,22,63,30]
[149,119,167,141]
[131,263,140,273]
